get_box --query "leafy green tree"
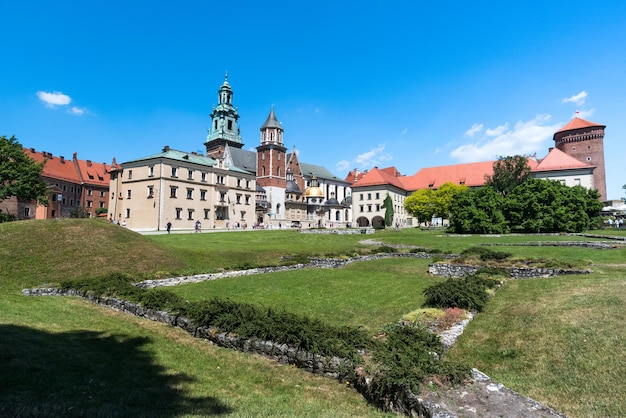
[504,179,602,233]
[382,193,394,227]
[433,182,467,219]
[0,135,48,208]
[449,187,509,234]
[404,188,436,224]
[484,155,532,196]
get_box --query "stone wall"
[427,263,591,278]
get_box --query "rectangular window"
[375,192,380,199]
[367,193,371,200]
[126,190,132,199]
[188,209,194,220]
[87,200,93,208]
[99,202,105,208]
[188,169,194,180]
[201,172,207,182]
[24,207,31,217]
[368,205,372,212]
[217,175,225,184]
[170,186,177,198]
[128,170,133,179]
[574,178,581,186]
[236,194,241,204]
[125,208,131,218]
[175,208,182,219]
[171,167,178,178]
[87,189,93,196]
[215,207,225,220]
[149,166,154,177]
[245,195,250,205]
[200,190,207,200]
[360,205,364,212]
[147,186,154,198]
[187,188,193,199]
[204,209,210,219]
[360,194,364,201]
[220,192,226,202]
[376,204,380,211]
[70,186,74,193]
[240,211,246,220]
[246,180,250,188]
[237,178,241,187]
[99,190,105,197]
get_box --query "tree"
[404,188,436,225]
[449,187,509,234]
[432,182,467,219]
[0,136,49,209]
[382,193,394,227]
[484,155,532,196]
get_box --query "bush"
[375,246,397,254]
[367,324,470,402]
[422,275,495,312]
[460,246,512,261]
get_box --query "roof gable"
[533,147,594,172]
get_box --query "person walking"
[195,220,201,233]
[166,221,172,234]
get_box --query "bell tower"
[553,117,607,201]
[205,72,243,158]
[257,106,287,218]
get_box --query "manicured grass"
[2,219,625,417]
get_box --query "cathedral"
[204,74,353,228]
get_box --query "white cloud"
[450,114,561,163]
[336,160,351,171]
[68,106,85,115]
[355,144,392,168]
[485,122,508,137]
[562,90,587,106]
[465,123,483,137]
[37,91,71,107]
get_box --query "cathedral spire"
[205,73,243,155]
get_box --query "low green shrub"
[460,246,512,261]
[367,324,470,402]
[422,275,496,312]
[375,246,397,254]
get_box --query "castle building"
[552,117,607,201]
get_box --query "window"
[175,208,182,219]
[240,211,246,220]
[246,180,250,188]
[201,172,207,182]
[245,195,250,205]
[171,167,178,177]
[575,178,581,186]
[147,186,154,198]
[375,193,380,199]
[204,209,210,219]
[87,200,93,208]
[228,120,233,130]
[587,157,591,161]
[217,175,225,184]
[219,192,226,202]
[188,209,194,220]
[236,194,241,204]
[367,193,371,200]
[126,190,132,199]
[128,170,133,179]
[237,178,241,187]
[188,170,194,180]
[368,205,372,212]
[200,190,207,200]
[360,194,363,201]
[125,208,131,218]
[24,207,31,217]
[70,186,74,193]
[376,204,380,211]
[170,186,178,198]
[215,207,226,220]
[149,166,154,177]
[62,185,67,191]
[360,205,364,213]
[69,199,74,206]
[99,202,105,208]
[187,188,193,199]
[99,190,105,197]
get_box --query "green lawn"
[1,219,625,417]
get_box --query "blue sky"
[1,1,625,199]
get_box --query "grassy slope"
[0,219,389,417]
[2,220,625,417]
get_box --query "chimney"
[30,148,35,153]
[548,147,554,152]
[163,145,170,152]
[87,160,92,167]
[60,156,65,163]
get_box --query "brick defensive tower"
[553,117,607,201]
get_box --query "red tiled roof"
[401,160,497,191]
[533,147,594,172]
[25,148,81,183]
[556,117,605,133]
[352,166,406,189]
[74,157,111,186]
[345,169,366,184]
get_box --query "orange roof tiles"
[533,147,594,172]
[402,160,497,191]
[26,149,81,183]
[556,117,605,133]
[353,166,406,189]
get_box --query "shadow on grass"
[0,325,232,417]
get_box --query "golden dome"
[304,186,324,197]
